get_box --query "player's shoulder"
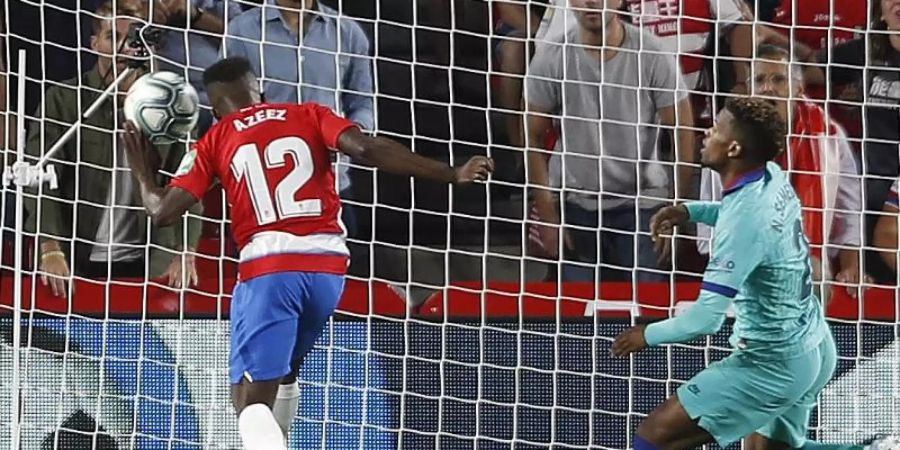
[286,102,325,114]
[744,162,791,205]
[720,164,785,222]
[278,102,332,126]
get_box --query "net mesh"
[1,0,899,449]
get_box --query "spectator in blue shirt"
[222,0,374,235]
[152,0,242,133]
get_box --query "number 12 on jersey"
[231,136,323,225]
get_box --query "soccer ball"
[124,71,199,145]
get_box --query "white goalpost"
[0,1,898,449]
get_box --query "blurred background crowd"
[0,0,897,307]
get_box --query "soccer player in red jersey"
[123,57,493,449]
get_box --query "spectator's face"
[750,58,799,124]
[882,0,900,30]
[700,110,740,171]
[570,0,621,33]
[91,15,141,77]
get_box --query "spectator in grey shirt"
[526,0,695,283]
[222,0,373,235]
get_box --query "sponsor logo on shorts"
[687,384,701,395]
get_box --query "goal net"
[1,0,898,449]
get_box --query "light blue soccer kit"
[644,162,837,448]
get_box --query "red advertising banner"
[1,274,895,320]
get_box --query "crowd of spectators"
[0,0,897,301]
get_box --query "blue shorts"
[678,334,838,448]
[230,272,345,385]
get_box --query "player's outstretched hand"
[123,121,159,181]
[454,156,494,184]
[611,324,648,357]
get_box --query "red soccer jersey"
[170,102,357,280]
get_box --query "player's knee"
[636,414,673,446]
[232,379,281,413]
[636,397,698,447]
[744,433,793,450]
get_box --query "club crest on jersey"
[233,108,288,131]
[175,149,197,176]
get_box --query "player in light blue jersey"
[612,97,899,450]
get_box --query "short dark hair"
[724,97,786,163]
[203,57,255,86]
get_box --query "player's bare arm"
[336,127,494,184]
[123,121,199,227]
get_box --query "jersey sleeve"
[312,104,359,151]
[644,289,731,346]
[685,201,721,226]
[168,140,215,201]
[645,200,764,346]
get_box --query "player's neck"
[220,98,259,116]
[721,164,766,190]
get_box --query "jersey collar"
[722,166,767,197]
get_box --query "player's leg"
[749,334,892,450]
[231,380,284,450]
[638,350,814,450]
[273,367,301,439]
[271,272,345,439]
[634,395,715,450]
[230,273,312,450]
[744,433,883,450]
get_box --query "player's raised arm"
[123,121,200,227]
[613,210,764,357]
[335,127,494,185]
